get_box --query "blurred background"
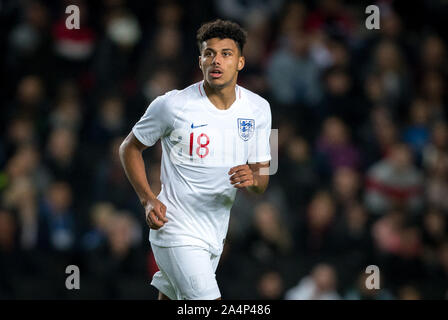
[1,0,448,300]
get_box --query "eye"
[204,51,213,57]
[223,51,232,57]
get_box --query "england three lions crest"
[237,118,255,141]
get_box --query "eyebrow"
[203,48,234,52]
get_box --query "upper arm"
[122,131,148,153]
[132,95,173,147]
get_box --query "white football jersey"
[132,81,271,255]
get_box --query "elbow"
[118,139,129,162]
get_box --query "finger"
[149,210,165,228]
[232,176,253,186]
[153,206,168,222]
[230,173,252,184]
[229,170,251,182]
[233,180,253,188]
[147,220,157,230]
[146,216,159,230]
[229,165,248,174]
[228,165,249,175]
[154,206,169,222]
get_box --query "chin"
[207,78,231,89]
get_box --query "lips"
[209,68,223,79]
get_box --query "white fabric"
[151,244,221,300]
[285,277,341,300]
[132,81,271,255]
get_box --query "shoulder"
[239,85,271,113]
[163,82,201,102]
[153,82,201,111]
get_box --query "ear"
[237,56,245,71]
[198,55,202,70]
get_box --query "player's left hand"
[228,164,255,189]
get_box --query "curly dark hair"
[196,19,247,54]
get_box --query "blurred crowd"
[1,0,448,299]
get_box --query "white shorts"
[150,243,221,300]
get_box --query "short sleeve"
[132,95,172,147]
[248,101,272,163]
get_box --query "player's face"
[199,38,245,89]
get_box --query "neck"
[203,81,237,110]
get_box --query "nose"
[212,53,222,65]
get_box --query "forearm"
[247,170,269,194]
[119,142,156,205]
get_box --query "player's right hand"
[143,198,168,230]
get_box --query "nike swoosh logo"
[191,123,208,129]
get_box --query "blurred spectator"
[137,27,186,88]
[294,191,338,258]
[420,34,447,74]
[237,14,271,95]
[38,181,77,252]
[360,105,399,168]
[331,202,374,288]
[315,117,361,180]
[372,210,426,288]
[44,128,82,184]
[3,117,36,158]
[421,209,446,251]
[316,66,365,129]
[6,0,53,82]
[304,0,355,40]
[240,202,293,266]
[92,8,141,95]
[139,67,178,103]
[285,263,341,300]
[0,208,20,298]
[402,98,431,160]
[2,176,40,250]
[365,143,424,215]
[85,211,146,298]
[278,135,318,212]
[424,152,448,212]
[367,40,411,118]
[48,81,83,133]
[81,202,116,251]
[267,30,322,109]
[419,71,447,122]
[92,137,141,212]
[425,241,448,298]
[10,75,48,122]
[214,0,284,25]
[3,143,50,196]
[332,167,361,210]
[154,1,184,29]
[88,96,126,148]
[256,270,285,300]
[423,121,448,170]
[397,284,422,300]
[371,209,404,256]
[277,1,307,39]
[0,209,18,253]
